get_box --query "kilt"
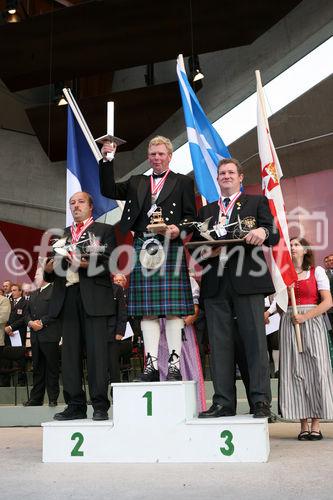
[128,235,194,317]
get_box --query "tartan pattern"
[128,236,194,317]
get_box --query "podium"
[42,381,269,463]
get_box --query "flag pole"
[289,287,303,353]
[63,88,102,162]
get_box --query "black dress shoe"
[253,401,271,418]
[49,401,58,408]
[166,365,182,381]
[23,400,43,407]
[134,366,160,382]
[92,410,109,421]
[53,406,87,421]
[198,403,235,418]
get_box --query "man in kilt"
[99,136,196,381]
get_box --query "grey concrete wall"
[0,129,66,229]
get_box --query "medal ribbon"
[150,169,171,196]
[70,217,94,244]
[218,192,242,219]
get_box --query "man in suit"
[196,158,279,419]
[44,191,117,421]
[0,293,11,385]
[108,281,129,385]
[100,136,196,382]
[4,284,28,346]
[3,283,28,386]
[23,266,61,407]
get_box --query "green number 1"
[71,432,84,456]
[143,391,153,416]
[220,430,234,456]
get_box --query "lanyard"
[218,192,241,218]
[70,217,94,244]
[150,169,171,196]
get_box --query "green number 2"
[220,430,234,456]
[143,391,152,416]
[71,432,84,456]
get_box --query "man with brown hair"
[44,191,117,421]
[196,158,279,419]
[100,136,196,382]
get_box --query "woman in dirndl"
[279,237,333,441]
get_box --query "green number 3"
[220,430,234,456]
[71,432,84,457]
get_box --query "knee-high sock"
[165,317,183,368]
[141,319,160,369]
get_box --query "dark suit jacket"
[6,296,27,344]
[99,160,196,234]
[197,194,280,299]
[25,284,61,344]
[44,222,117,318]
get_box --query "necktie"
[223,197,230,208]
[76,222,84,230]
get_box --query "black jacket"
[25,284,61,343]
[196,194,280,299]
[44,222,117,318]
[99,160,196,234]
[6,296,27,345]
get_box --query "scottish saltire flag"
[66,107,117,224]
[176,54,231,203]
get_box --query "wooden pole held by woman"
[289,286,303,353]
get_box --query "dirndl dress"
[128,234,194,317]
[279,267,333,420]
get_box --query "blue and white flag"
[176,54,230,203]
[66,106,117,224]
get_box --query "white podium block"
[112,381,197,426]
[42,382,270,463]
[179,416,269,462]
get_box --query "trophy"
[95,102,126,160]
[146,207,168,234]
[184,216,258,249]
[52,233,106,258]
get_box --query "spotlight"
[5,0,21,22]
[188,55,204,82]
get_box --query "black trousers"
[61,284,113,412]
[204,272,271,412]
[30,341,60,403]
[109,339,133,384]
